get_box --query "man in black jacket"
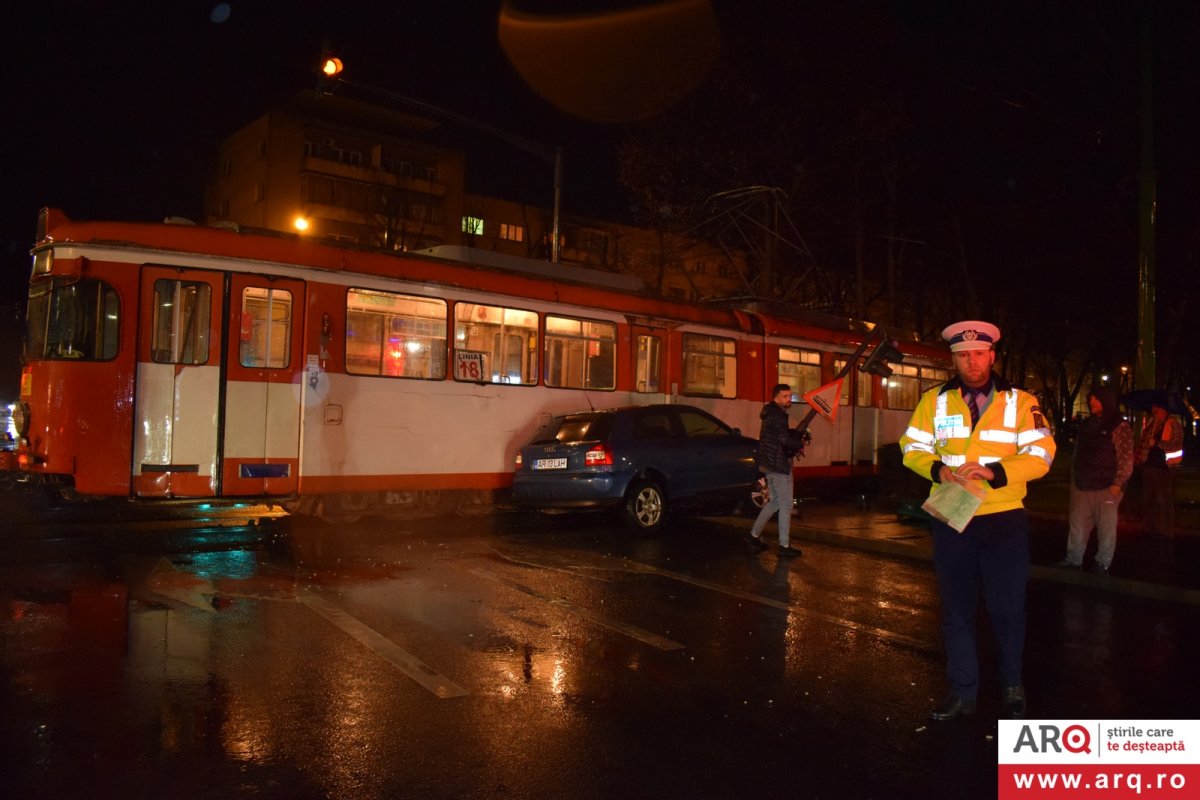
[1056,386,1133,575]
[746,383,803,557]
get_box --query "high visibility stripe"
[1017,428,1050,446]
[1019,444,1052,465]
[903,442,935,455]
[942,454,966,467]
[944,426,972,440]
[905,426,934,445]
[1003,390,1017,428]
[1166,449,1184,462]
[979,456,1002,465]
[936,393,948,418]
[979,429,1018,444]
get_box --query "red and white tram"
[9,208,950,518]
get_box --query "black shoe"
[1054,558,1079,568]
[1087,562,1109,575]
[778,545,803,557]
[744,534,768,552]
[930,694,976,721]
[1003,685,1027,719]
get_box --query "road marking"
[491,550,935,653]
[299,590,469,699]
[461,565,686,651]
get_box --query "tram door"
[133,268,304,498]
[133,267,226,497]
[220,274,305,496]
[630,324,668,399]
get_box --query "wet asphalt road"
[2,505,1199,800]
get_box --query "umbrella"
[1121,389,1193,417]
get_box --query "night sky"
[5,1,1200,397]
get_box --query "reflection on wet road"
[2,508,1199,799]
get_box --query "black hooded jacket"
[755,402,792,475]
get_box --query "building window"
[544,315,615,390]
[462,216,484,236]
[346,288,447,379]
[453,302,538,385]
[500,223,524,242]
[682,333,736,398]
[778,347,821,402]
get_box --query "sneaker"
[778,545,803,558]
[1087,561,1109,575]
[744,533,768,552]
[1054,558,1080,568]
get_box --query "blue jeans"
[750,470,793,547]
[932,509,1029,700]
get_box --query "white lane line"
[299,590,469,699]
[491,550,935,653]
[461,565,686,651]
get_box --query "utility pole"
[1135,12,1156,390]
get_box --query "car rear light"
[584,444,612,466]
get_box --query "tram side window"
[919,366,951,395]
[453,303,538,384]
[834,358,873,407]
[634,334,662,393]
[152,279,210,364]
[544,315,615,390]
[240,287,293,369]
[345,289,447,379]
[682,333,736,398]
[25,278,120,361]
[885,363,920,410]
[778,347,821,402]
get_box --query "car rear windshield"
[530,413,614,445]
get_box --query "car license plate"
[534,458,568,470]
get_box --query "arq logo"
[1012,724,1091,754]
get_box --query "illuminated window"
[27,278,120,362]
[886,364,920,410]
[834,358,873,407]
[462,216,484,235]
[682,333,736,398]
[500,223,525,242]
[635,334,662,393]
[346,289,447,379]
[778,347,821,402]
[919,366,951,395]
[453,302,538,385]
[239,287,292,369]
[544,315,615,390]
[151,279,211,365]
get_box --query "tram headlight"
[11,400,30,438]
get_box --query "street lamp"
[314,49,564,263]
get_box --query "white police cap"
[941,320,1000,352]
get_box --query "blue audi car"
[512,404,761,534]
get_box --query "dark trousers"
[1141,467,1176,537]
[932,509,1029,700]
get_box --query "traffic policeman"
[900,320,1055,721]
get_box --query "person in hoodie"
[745,383,803,557]
[1056,386,1133,575]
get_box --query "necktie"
[965,390,980,428]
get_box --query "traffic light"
[316,41,344,96]
[861,337,905,378]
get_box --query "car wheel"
[623,478,666,534]
[750,479,770,510]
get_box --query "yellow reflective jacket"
[900,375,1056,516]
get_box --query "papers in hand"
[921,479,987,533]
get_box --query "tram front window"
[25,278,119,361]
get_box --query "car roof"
[555,404,703,418]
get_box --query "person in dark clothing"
[746,384,802,557]
[1056,386,1133,574]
